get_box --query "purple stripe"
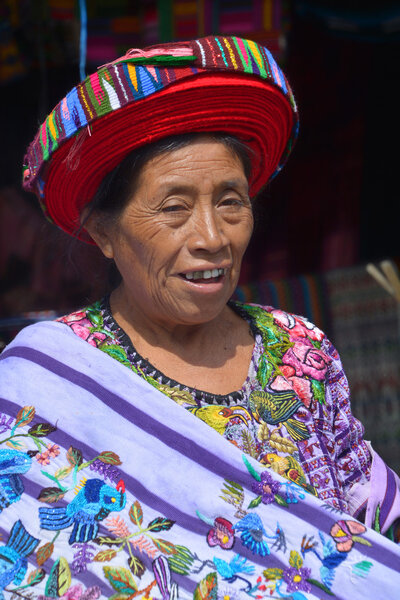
[380,464,397,528]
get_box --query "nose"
[188,204,229,254]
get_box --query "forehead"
[137,139,248,187]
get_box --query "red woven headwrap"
[23,36,298,241]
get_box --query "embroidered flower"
[282,339,330,381]
[61,314,107,347]
[46,443,60,458]
[330,519,368,552]
[234,514,270,556]
[282,566,311,593]
[36,450,50,465]
[252,471,281,504]
[207,517,235,549]
[270,365,313,408]
[217,585,241,600]
[271,309,324,342]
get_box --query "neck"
[109,285,236,357]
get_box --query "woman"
[1,36,399,599]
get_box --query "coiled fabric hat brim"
[42,73,294,242]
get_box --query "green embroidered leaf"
[15,405,36,427]
[87,307,104,328]
[45,557,71,597]
[54,465,73,480]
[98,450,122,465]
[221,480,244,494]
[36,542,54,566]
[6,439,27,450]
[352,535,372,547]
[37,487,66,503]
[263,568,284,580]
[311,379,326,405]
[152,538,177,555]
[373,504,381,532]
[168,545,194,576]
[101,344,131,366]
[94,536,120,547]
[193,572,218,600]
[28,422,57,437]
[353,560,373,576]
[242,454,261,482]
[274,494,288,507]
[241,429,258,458]
[147,517,175,532]
[94,549,117,562]
[256,353,273,388]
[247,495,262,509]
[289,550,303,569]
[129,501,143,526]
[306,578,335,596]
[128,555,146,578]
[108,595,132,600]
[103,566,137,593]
[66,446,83,467]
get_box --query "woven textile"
[0,322,400,599]
[326,265,400,473]
[22,35,298,240]
[234,273,331,336]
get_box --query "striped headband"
[22,35,299,242]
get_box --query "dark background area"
[1,1,400,467]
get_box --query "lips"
[181,268,227,281]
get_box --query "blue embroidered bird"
[301,532,347,590]
[0,520,39,600]
[39,478,126,544]
[213,554,255,592]
[0,449,32,513]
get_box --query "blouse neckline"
[101,296,263,406]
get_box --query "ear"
[82,210,115,259]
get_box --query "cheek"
[234,213,254,253]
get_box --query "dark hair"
[81,132,253,228]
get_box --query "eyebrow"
[159,178,249,197]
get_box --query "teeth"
[184,268,226,281]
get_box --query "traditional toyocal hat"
[23,35,298,242]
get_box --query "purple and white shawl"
[0,321,399,600]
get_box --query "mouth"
[179,268,227,283]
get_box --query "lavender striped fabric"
[0,321,399,600]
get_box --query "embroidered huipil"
[58,299,371,515]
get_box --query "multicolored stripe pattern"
[23,35,298,205]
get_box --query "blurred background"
[1,0,400,469]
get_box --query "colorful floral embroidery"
[330,519,371,552]
[207,517,235,550]
[251,470,281,504]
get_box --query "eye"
[219,194,248,208]
[161,203,185,212]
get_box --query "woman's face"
[94,138,254,328]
